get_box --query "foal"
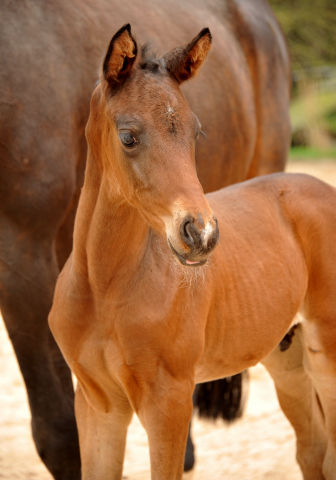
[49,25,336,480]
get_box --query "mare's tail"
[194,371,249,422]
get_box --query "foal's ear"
[103,24,137,87]
[163,28,212,84]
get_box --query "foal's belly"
[194,338,283,384]
[194,290,306,383]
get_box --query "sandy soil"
[0,160,336,480]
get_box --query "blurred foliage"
[268,0,336,69]
[268,0,336,148]
[290,85,336,144]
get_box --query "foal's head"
[87,24,219,266]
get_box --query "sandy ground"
[1,160,336,480]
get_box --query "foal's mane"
[139,42,162,74]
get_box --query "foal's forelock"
[139,42,161,70]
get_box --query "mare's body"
[0,1,290,477]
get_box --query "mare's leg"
[262,324,327,480]
[0,225,80,479]
[184,384,200,472]
[75,383,133,480]
[185,373,246,471]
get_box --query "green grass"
[289,146,336,160]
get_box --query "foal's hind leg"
[301,316,336,480]
[262,324,327,480]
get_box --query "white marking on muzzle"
[201,222,214,245]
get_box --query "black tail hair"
[194,371,249,422]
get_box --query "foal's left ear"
[103,24,137,87]
[163,28,212,84]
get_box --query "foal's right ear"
[163,28,212,84]
[103,24,137,87]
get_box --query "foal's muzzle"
[169,214,219,267]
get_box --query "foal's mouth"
[168,239,207,267]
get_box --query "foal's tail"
[194,371,249,422]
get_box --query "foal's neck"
[72,154,154,292]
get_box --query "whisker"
[153,238,208,288]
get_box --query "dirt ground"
[1,160,336,480]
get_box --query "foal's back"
[210,172,336,232]
[209,171,336,311]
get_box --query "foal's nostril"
[184,222,194,243]
[180,217,197,247]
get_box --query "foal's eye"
[120,132,138,148]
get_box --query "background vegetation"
[268,0,336,156]
[269,0,336,69]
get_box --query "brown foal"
[49,25,336,480]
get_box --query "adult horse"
[0,0,290,478]
[49,25,336,480]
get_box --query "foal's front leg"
[135,374,194,480]
[75,383,133,480]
